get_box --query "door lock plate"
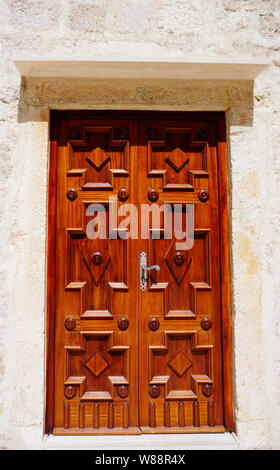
[140,251,160,291]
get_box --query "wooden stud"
[79,403,85,429]
[123,402,129,429]
[148,317,160,332]
[178,401,185,427]
[93,402,99,429]
[108,402,114,429]
[149,402,156,428]
[64,402,70,429]
[208,400,214,427]
[164,401,170,428]
[193,400,200,427]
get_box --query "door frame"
[45,110,234,434]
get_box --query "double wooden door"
[47,111,233,435]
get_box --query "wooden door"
[47,111,234,435]
[138,119,224,432]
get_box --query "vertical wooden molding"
[149,402,156,428]
[93,402,99,429]
[79,402,85,429]
[45,110,58,434]
[193,400,200,427]
[123,402,129,429]
[64,402,70,429]
[208,400,214,427]
[178,401,185,427]
[108,402,114,429]
[164,401,170,427]
[217,112,235,432]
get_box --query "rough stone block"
[9,0,61,31]
[67,1,107,33]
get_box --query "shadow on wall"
[17,77,254,127]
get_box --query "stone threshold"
[43,432,238,450]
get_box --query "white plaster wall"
[0,0,279,449]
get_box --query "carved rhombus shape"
[165,239,192,286]
[86,147,111,172]
[168,350,193,377]
[166,148,190,173]
[83,350,109,377]
[83,252,111,286]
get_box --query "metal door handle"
[140,251,160,291]
[145,264,161,272]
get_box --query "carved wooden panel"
[138,118,224,432]
[53,118,139,434]
[49,113,231,435]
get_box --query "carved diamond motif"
[165,239,192,286]
[166,148,190,173]
[168,351,193,377]
[83,351,109,377]
[84,251,111,286]
[86,147,110,172]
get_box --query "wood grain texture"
[123,402,129,429]
[193,400,200,427]
[138,116,226,431]
[51,115,139,434]
[217,114,235,432]
[45,111,58,433]
[208,400,215,427]
[140,425,225,434]
[46,111,234,434]
[164,401,170,428]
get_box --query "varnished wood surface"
[46,111,234,434]
[53,427,142,435]
[45,112,58,433]
[217,115,235,432]
[138,118,224,430]
[140,425,225,434]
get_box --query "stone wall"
[0,0,280,449]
